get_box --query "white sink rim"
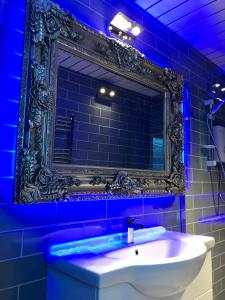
[104,236,207,266]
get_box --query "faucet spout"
[127,217,144,244]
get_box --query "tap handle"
[127,218,135,224]
[127,217,139,224]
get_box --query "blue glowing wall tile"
[0,125,17,150]
[2,0,25,11]
[142,13,169,42]
[0,77,22,102]
[0,102,19,125]
[107,197,143,218]
[83,218,126,239]
[0,203,57,232]
[0,50,23,78]
[53,0,108,33]
[137,213,161,228]
[0,152,16,177]
[137,30,157,48]
[0,178,14,203]
[157,38,179,62]
[144,195,176,213]
[83,221,107,238]
[89,0,117,23]
[0,0,25,203]
[57,200,107,223]
[158,211,180,228]
[0,231,22,260]
[0,27,24,53]
[0,2,25,30]
[169,33,189,56]
[22,223,84,255]
[142,46,169,68]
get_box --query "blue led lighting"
[49,227,166,257]
[68,193,172,202]
[187,193,225,198]
[0,0,26,203]
[0,150,16,153]
[49,232,124,256]
[53,0,111,35]
[198,213,225,223]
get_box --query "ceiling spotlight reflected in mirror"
[99,87,106,94]
[109,90,116,97]
[97,86,116,100]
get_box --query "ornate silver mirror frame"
[15,0,185,203]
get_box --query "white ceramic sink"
[48,227,212,299]
[106,238,202,261]
[105,235,207,298]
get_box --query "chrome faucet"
[127,217,144,244]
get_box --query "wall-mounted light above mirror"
[108,12,143,44]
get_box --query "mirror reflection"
[54,49,165,171]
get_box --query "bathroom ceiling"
[57,49,159,97]
[135,0,225,72]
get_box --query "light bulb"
[113,14,131,31]
[132,26,141,36]
[127,22,132,29]
[109,90,116,97]
[99,87,106,94]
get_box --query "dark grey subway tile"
[0,254,46,289]
[0,287,18,300]
[0,231,22,261]
[19,279,46,300]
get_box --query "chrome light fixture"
[108,12,143,44]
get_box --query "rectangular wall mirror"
[54,51,166,171]
[15,0,185,203]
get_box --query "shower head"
[207,98,225,119]
[207,83,225,119]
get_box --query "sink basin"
[48,227,210,299]
[105,237,204,263]
[105,236,207,298]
